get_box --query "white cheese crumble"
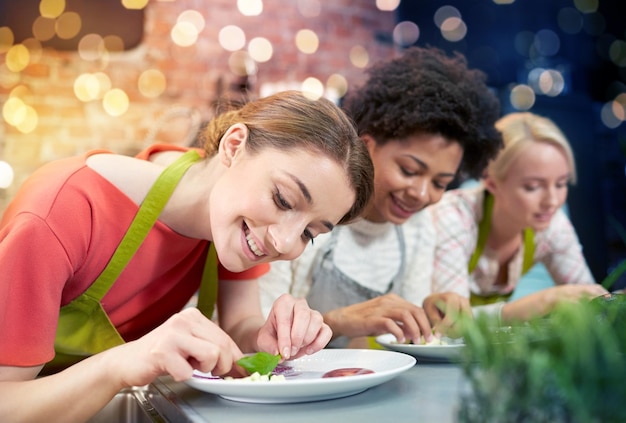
[224,372,287,382]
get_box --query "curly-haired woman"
[260,47,503,347]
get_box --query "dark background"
[396,0,626,288]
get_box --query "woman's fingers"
[423,293,472,337]
[122,308,244,384]
[265,294,331,359]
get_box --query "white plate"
[375,333,465,362]
[185,349,416,403]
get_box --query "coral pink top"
[0,145,268,366]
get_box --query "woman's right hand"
[323,293,433,344]
[0,307,242,423]
[109,307,244,387]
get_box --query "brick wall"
[0,0,398,213]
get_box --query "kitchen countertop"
[156,362,467,423]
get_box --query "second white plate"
[186,348,416,403]
[375,333,465,362]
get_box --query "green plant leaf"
[237,352,281,376]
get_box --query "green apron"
[468,192,535,306]
[43,150,218,374]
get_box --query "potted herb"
[457,294,626,423]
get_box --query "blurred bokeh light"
[55,12,81,39]
[295,29,319,54]
[219,25,246,51]
[138,69,167,99]
[301,77,324,100]
[509,84,536,110]
[178,10,205,33]
[121,0,149,10]
[5,44,30,72]
[0,161,15,189]
[39,0,66,19]
[393,21,419,47]
[376,0,401,12]
[171,21,199,47]
[238,0,263,16]
[102,88,129,116]
[349,45,369,68]
[248,37,273,62]
[297,0,320,18]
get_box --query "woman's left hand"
[501,283,610,322]
[257,294,331,360]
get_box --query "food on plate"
[416,336,448,346]
[272,363,297,376]
[391,336,448,346]
[193,361,297,382]
[224,372,286,382]
[388,328,461,346]
[237,351,282,376]
[322,368,375,378]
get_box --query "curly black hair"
[342,46,503,180]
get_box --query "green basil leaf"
[237,352,281,376]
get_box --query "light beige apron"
[43,150,218,373]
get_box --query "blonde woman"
[429,112,608,323]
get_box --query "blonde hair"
[197,90,374,225]
[489,112,577,184]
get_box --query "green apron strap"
[468,191,535,306]
[469,192,536,275]
[84,150,202,300]
[197,243,218,319]
[48,150,206,372]
[521,227,535,275]
[468,192,494,274]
